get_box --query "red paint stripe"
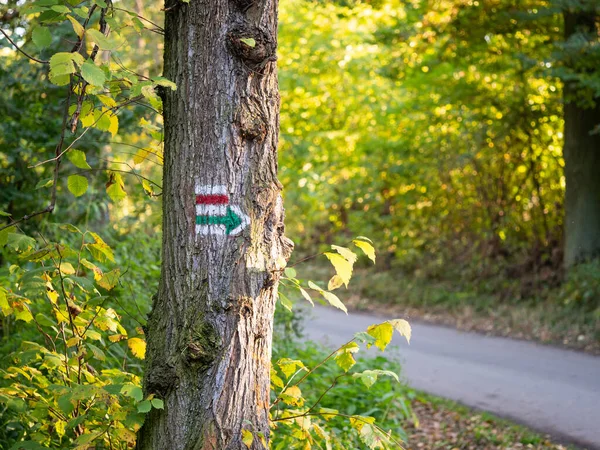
[196,194,229,205]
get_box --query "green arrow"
[196,206,243,235]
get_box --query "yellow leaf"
[366,323,394,351]
[97,268,120,291]
[47,290,59,304]
[0,289,9,314]
[133,148,152,165]
[142,179,153,195]
[328,275,344,291]
[55,420,66,438]
[128,337,146,359]
[108,113,119,137]
[15,305,33,323]
[353,239,376,264]
[241,429,253,449]
[299,287,314,306]
[80,112,95,127]
[80,258,103,281]
[335,342,358,372]
[321,290,347,314]
[66,15,84,39]
[109,334,127,343]
[106,172,126,202]
[331,245,357,264]
[67,336,80,348]
[59,262,76,275]
[389,319,411,344]
[96,94,117,108]
[324,252,353,287]
[280,385,304,406]
[283,385,301,398]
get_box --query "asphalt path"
[301,305,600,449]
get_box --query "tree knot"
[227,24,276,70]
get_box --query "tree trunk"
[563,10,600,267]
[137,0,292,448]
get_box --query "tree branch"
[0,27,49,64]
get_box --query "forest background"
[0,0,599,448]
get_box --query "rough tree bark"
[136,0,292,448]
[563,8,600,267]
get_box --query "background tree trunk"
[563,9,600,267]
[137,0,292,449]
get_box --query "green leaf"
[67,149,92,169]
[86,28,117,50]
[137,400,152,413]
[353,239,376,264]
[35,313,55,327]
[0,210,10,216]
[284,267,296,278]
[240,37,256,48]
[352,369,399,389]
[35,178,53,189]
[324,252,353,287]
[87,343,105,361]
[49,52,77,76]
[32,26,52,49]
[354,331,377,346]
[151,398,164,409]
[67,174,88,197]
[7,233,36,252]
[81,59,106,86]
[51,5,70,13]
[278,291,293,311]
[389,319,411,344]
[58,395,75,415]
[366,322,393,351]
[0,226,15,247]
[120,384,143,402]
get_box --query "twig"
[111,6,164,33]
[0,28,49,64]
[31,95,144,169]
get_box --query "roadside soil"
[406,396,576,450]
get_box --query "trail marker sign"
[195,185,250,236]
